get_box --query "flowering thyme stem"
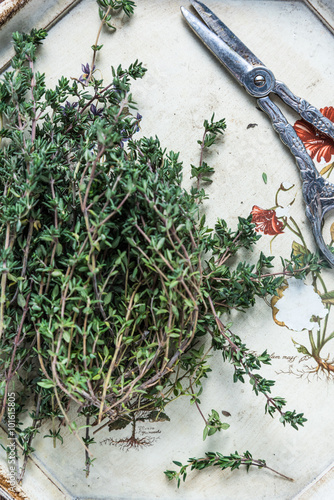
[89,6,112,83]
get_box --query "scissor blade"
[181,6,253,87]
[190,0,264,67]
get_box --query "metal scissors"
[181,0,334,267]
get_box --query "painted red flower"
[293,106,334,163]
[251,205,284,235]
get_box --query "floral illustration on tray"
[250,106,334,376]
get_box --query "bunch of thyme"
[0,2,323,486]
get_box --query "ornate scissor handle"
[258,96,334,267]
[274,81,334,141]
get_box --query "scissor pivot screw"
[242,67,275,97]
[254,75,266,87]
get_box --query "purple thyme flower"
[90,103,104,117]
[79,63,96,83]
[134,113,142,133]
[60,101,78,116]
[119,113,143,147]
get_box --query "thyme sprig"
[165,450,294,488]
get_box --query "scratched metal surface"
[1,1,334,499]
[305,0,334,33]
[0,0,81,73]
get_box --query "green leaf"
[172,461,182,467]
[221,423,230,430]
[51,270,63,277]
[292,241,309,256]
[211,409,219,419]
[51,284,60,300]
[320,290,334,305]
[37,380,55,389]
[169,280,179,288]
[17,294,26,308]
[208,427,217,436]
[104,292,112,305]
[56,243,63,256]
[156,237,165,250]
[147,410,170,422]
[62,330,71,343]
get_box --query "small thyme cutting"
[0,1,324,487]
[165,450,294,488]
